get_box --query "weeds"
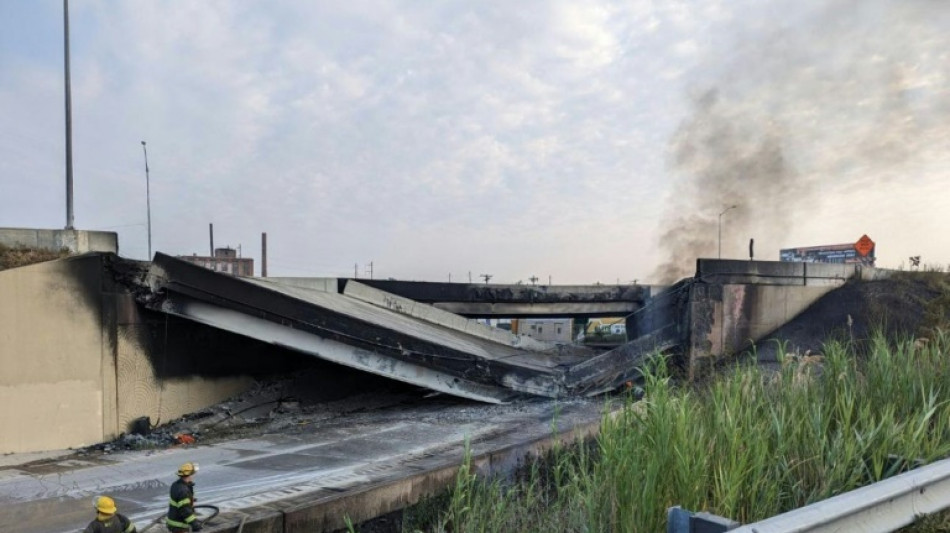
[0,243,70,271]
[409,330,950,532]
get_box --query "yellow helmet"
[93,495,117,515]
[176,462,199,477]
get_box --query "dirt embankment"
[752,271,950,361]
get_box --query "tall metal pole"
[141,141,152,259]
[261,232,267,277]
[718,205,737,259]
[64,0,75,229]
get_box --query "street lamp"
[64,0,75,229]
[141,141,152,260]
[718,205,738,259]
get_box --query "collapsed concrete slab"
[143,254,660,403]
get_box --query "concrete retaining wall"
[0,227,118,254]
[0,256,109,453]
[685,259,889,377]
[114,297,253,432]
[0,254,252,454]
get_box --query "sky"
[1,1,948,284]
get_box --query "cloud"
[2,0,946,285]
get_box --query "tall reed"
[427,330,950,533]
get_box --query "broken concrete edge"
[565,328,680,392]
[200,409,619,533]
[342,280,555,352]
[144,254,553,397]
[157,295,520,404]
[143,253,620,401]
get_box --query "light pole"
[64,0,74,229]
[718,205,737,259]
[141,141,152,259]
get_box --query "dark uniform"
[166,477,200,532]
[83,513,137,533]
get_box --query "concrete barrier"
[0,227,118,254]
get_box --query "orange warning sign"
[854,234,875,257]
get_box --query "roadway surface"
[0,395,607,533]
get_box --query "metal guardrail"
[728,457,950,532]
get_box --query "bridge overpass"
[0,250,887,458]
[0,248,897,532]
[333,278,649,318]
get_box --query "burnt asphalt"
[0,393,607,533]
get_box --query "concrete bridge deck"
[146,253,645,402]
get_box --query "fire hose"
[193,505,220,527]
[139,504,222,532]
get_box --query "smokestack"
[261,232,267,277]
[209,223,214,256]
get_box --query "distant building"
[780,235,875,266]
[585,317,627,337]
[178,247,254,276]
[511,318,573,343]
[494,319,513,332]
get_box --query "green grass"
[392,329,950,532]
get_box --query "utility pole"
[480,274,492,284]
[365,261,374,279]
[448,273,451,282]
[64,0,74,229]
[354,263,358,278]
[548,275,552,285]
[529,275,539,285]
[468,271,472,283]
[141,141,151,259]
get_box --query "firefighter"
[83,496,137,533]
[166,462,202,532]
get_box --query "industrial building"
[178,247,254,276]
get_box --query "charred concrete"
[137,254,664,403]
[355,278,648,318]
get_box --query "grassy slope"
[0,244,70,271]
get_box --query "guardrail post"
[668,506,740,533]
[668,506,692,533]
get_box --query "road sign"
[854,235,875,257]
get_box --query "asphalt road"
[0,396,605,533]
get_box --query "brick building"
[178,247,254,276]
